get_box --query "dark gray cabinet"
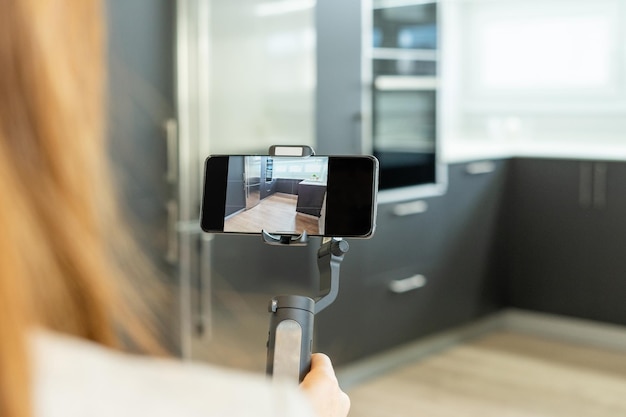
[505,158,626,326]
[275,179,302,195]
[315,160,507,364]
[313,157,626,365]
[296,182,326,217]
[260,180,277,200]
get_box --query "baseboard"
[336,312,507,389]
[501,308,626,353]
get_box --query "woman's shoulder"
[31,330,315,417]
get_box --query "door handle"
[165,200,179,264]
[163,119,178,184]
[389,275,427,294]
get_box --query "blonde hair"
[0,1,159,416]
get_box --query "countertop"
[443,140,626,163]
[299,180,327,186]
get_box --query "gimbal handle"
[265,238,348,382]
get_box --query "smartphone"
[200,154,378,238]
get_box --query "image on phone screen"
[201,155,378,238]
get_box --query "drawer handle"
[393,200,428,217]
[389,275,427,294]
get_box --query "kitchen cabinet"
[260,180,277,200]
[275,179,301,195]
[173,0,626,368]
[315,160,507,364]
[296,181,327,217]
[316,0,446,203]
[505,158,626,326]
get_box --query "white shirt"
[31,332,317,417]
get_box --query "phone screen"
[200,155,378,238]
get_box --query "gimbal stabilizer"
[262,145,348,383]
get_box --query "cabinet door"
[315,197,445,364]
[507,158,626,325]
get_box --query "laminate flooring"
[224,193,319,235]
[347,331,626,417]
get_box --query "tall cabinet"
[317,0,445,202]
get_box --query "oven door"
[372,84,437,190]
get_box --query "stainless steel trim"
[198,233,213,341]
[361,0,374,156]
[176,0,193,361]
[389,274,427,294]
[177,0,212,359]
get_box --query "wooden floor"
[224,193,319,235]
[347,331,626,417]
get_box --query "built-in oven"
[371,1,440,195]
[373,86,436,190]
[265,157,273,182]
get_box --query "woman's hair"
[0,1,158,416]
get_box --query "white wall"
[440,0,626,161]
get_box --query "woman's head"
[0,1,152,416]
[0,0,115,334]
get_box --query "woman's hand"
[300,353,351,417]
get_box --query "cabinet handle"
[389,275,427,294]
[579,162,593,208]
[163,118,178,183]
[393,200,428,217]
[593,162,607,209]
[165,200,179,264]
[466,161,495,175]
[579,162,607,209]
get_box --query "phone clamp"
[265,237,348,382]
[261,144,317,247]
[268,144,315,157]
[261,230,309,246]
